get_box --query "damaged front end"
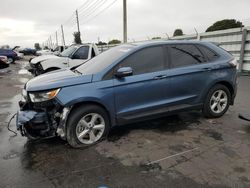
[16,88,70,140]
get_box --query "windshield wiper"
[73,69,82,75]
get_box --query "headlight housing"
[29,88,60,103]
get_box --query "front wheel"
[7,57,14,64]
[66,105,110,148]
[203,84,231,118]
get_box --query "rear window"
[169,44,206,68]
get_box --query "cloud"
[0,0,250,47]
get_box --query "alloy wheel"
[209,90,228,114]
[75,113,105,145]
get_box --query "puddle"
[19,77,29,84]
[204,130,223,141]
[2,150,20,160]
[140,163,162,173]
[18,69,29,75]
[0,94,21,117]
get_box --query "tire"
[7,57,14,64]
[66,105,110,148]
[203,84,231,118]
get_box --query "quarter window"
[169,44,205,68]
[117,46,165,75]
[196,45,219,62]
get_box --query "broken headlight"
[29,88,60,103]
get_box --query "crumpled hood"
[30,55,59,64]
[40,57,69,70]
[25,69,93,92]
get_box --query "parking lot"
[0,59,250,188]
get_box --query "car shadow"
[108,111,202,142]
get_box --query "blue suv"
[17,41,237,147]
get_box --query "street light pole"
[61,25,66,47]
[123,0,127,43]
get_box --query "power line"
[81,0,118,24]
[78,0,92,11]
[78,0,109,21]
[78,0,104,17]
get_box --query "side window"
[73,46,89,59]
[91,48,96,58]
[116,46,165,75]
[196,45,219,62]
[169,44,205,68]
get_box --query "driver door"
[113,45,171,124]
[68,46,90,67]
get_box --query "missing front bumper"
[16,107,71,140]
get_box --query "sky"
[0,0,250,48]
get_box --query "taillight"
[229,58,237,67]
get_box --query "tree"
[96,41,107,46]
[108,39,121,45]
[206,19,244,32]
[152,37,161,40]
[173,29,183,37]
[34,43,41,50]
[73,32,82,44]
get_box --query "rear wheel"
[66,105,110,148]
[7,57,14,64]
[203,84,231,118]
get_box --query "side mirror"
[115,67,133,78]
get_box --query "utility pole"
[49,36,53,49]
[55,31,58,47]
[76,9,81,34]
[123,0,127,43]
[61,25,66,47]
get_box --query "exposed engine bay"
[17,91,70,140]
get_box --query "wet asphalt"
[0,60,250,188]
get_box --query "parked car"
[19,48,37,55]
[28,44,99,76]
[36,49,53,56]
[0,56,9,69]
[0,49,18,63]
[12,46,24,59]
[36,46,65,56]
[17,41,237,147]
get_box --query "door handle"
[202,67,212,71]
[154,75,168,80]
[63,62,68,65]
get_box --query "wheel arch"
[203,80,235,105]
[66,100,114,127]
[44,67,61,73]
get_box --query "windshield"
[76,44,135,74]
[60,46,77,57]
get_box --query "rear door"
[167,44,212,108]
[113,45,171,123]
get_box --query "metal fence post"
[239,28,248,73]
